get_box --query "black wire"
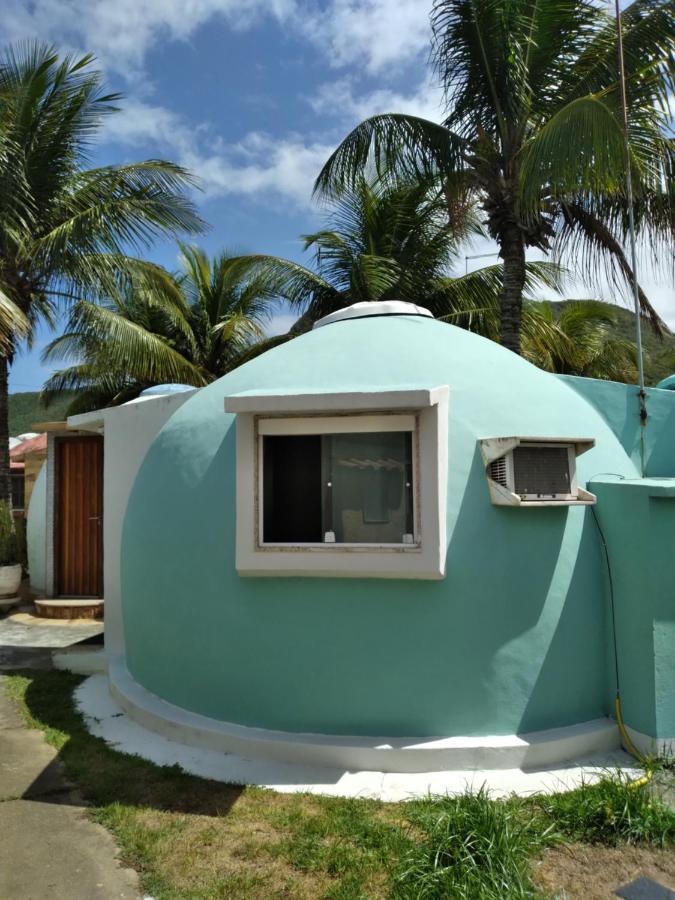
[591,505,621,698]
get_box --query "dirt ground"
[534,842,675,898]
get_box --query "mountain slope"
[8,392,74,436]
[553,300,675,385]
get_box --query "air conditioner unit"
[480,437,596,507]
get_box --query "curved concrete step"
[109,659,620,774]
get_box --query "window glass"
[262,431,414,544]
[263,435,322,543]
[322,432,413,543]
[10,473,24,511]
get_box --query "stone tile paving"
[0,608,103,669]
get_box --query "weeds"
[532,771,675,847]
[395,789,557,899]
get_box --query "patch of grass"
[3,670,675,899]
[532,771,675,847]
[395,790,557,899]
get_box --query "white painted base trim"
[78,674,639,801]
[109,659,620,774]
[624,725,675,760]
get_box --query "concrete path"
[0,623,138,898]
[0,608,103,670]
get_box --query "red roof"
[10,433,47,462]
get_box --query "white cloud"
[300,0,432,74]
[266,310,299,335]
[104,100,332,207]
[309,76,444,125]
[4,0,296,74]
[5,0,432,80]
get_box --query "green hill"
[8,391,74,436]
[555,300,675,386]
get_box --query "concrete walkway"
[0,614,138,899]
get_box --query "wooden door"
[55,436,103,597]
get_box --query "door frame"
[47,433,104,598]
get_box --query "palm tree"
[0,42,204,500]
[447,295,638,380]
[527,300,638,381]
[228,175,562,332]
[315,0,675,355]
[41,246,279,413]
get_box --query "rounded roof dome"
[656,374,675,391]
[121,314,638,738]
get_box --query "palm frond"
[314,114,467,199]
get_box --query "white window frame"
[257,413,419,550]
[225,387,449,579]
[480,436,596,507]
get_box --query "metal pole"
[614,0,648,452]
[464,251,500,275]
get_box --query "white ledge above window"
[224,386,448,415]
[225,386,449,580]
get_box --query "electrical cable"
[590,505,652,784]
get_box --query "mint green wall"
[561,376,675,477]
[121,318,640,737]
[593,478,675,739]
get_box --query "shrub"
[0,500,18,566]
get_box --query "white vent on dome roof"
[313,301,434,329]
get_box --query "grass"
[4,669,675,899]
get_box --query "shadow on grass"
[7,670,675,900]
[12,668,244,818]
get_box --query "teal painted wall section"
[593,478,675,739]
[560,376,675,476]
[121,318,639,738]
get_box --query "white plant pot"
[0,563,22,607]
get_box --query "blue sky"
[5,0,674,393]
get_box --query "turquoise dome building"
[115,303,675,774]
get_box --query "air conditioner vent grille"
[489,456,508,488]
[513,446,570,496]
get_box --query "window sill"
[258,543,422,551]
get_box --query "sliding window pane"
[322,432,413,543]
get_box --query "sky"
[5,0,675,392]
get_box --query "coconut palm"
[447,295,638,380]
[0,42,204,500]
[228,175,563,332]
[315,0,675,356]
[527,300,638,380]
[41,246,280,413]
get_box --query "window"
[480,437,596,506]
[10,472,24,511]
[261,429,415,546]
[225,387,448,579]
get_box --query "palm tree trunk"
[0,356,11,504]
[499,226,526,355]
